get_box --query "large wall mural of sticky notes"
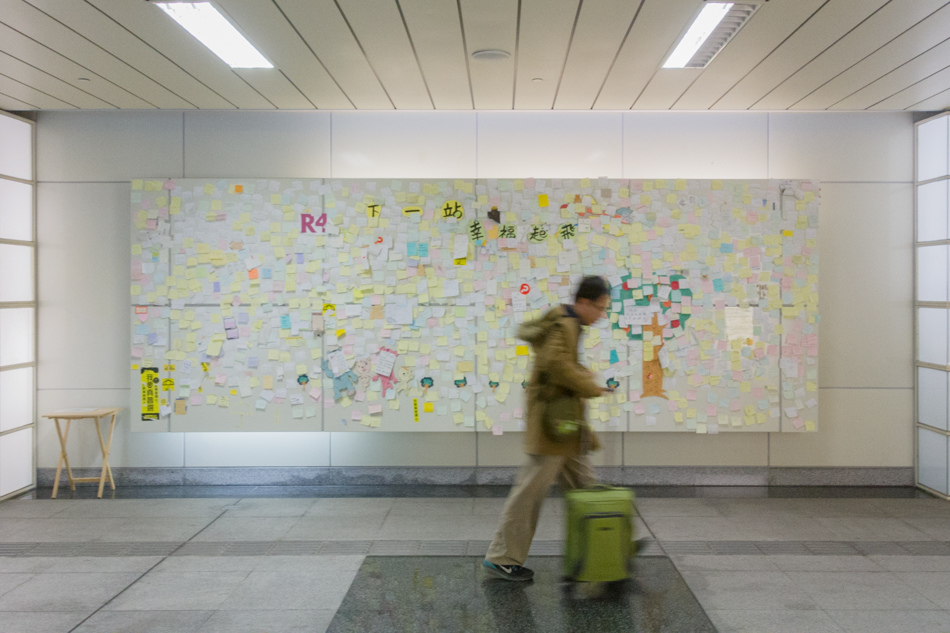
[130,177,818,433]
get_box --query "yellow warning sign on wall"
[141,367,160,421]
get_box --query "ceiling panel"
[673,0,828,110]
[793,4,950,110]
[0,20,154,109]
[713,0,889,110]
[633,69,702,110]
[554,0,639,110]
[0,50,113,109]
[86,0,274,110]
[593,0,700,110]
[275,0,391,109]
[399,0,471,110]
[0,91,34,110]
[233,69,312,110]
[873,65,950,110]
[752,0,947,110]
[460,0,518,110]
[912,87,950,111]
[217,0,351,109]
[506,0,575,109]
[336,0,432,109]
[0,0,946,112]
[832,39,950,110]
[0,72,74,109]
[23,0,233,109]
[0,0,191,108]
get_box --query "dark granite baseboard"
[37,466,914,488]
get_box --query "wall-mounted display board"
[130,177,818,434]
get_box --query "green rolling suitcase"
[563,485,635,583]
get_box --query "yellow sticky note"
[516,345,529,356]
[538,194,549,207]
[423,402,434,413]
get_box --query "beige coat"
[518,306,602,457]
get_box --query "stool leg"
[62,421,76,491]
[104,413,117,491]
[52,419,66,499]
[94,416,107,498]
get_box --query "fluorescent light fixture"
[156,2,272,69]
[663,2,733,69]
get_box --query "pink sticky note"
[492,425,503,436]
[368,403,382,414]
[309,388,321,401]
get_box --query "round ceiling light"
[471,49,510,61]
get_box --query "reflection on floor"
[327,556,716,633]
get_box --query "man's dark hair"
[575,276,610,302]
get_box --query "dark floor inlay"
[326,556,715,633]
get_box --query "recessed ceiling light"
[471,49,510,61]
[77,77,91,82]
[155,2,272,69]
[663,2,761,69]
[531,77,543,83]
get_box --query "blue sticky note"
[147,332,157,345]
[248,356,259,368]
[713,279,724,292]
[213,282,220,293]
[296,253,304,264]
[720,243,734,253]
[609,349,619,364]
[136,324,150,335]
[262,269,272,279]
[418,243,429,257]
[280,315,291,329]
[671,290,682,302]
[407,242,418,257]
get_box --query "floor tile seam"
[666,553,720,628]
[62,555,200,633]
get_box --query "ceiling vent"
[683,3,761,68]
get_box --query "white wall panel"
[818,184,913,388]
[477,112,622,178]
[37,183,130,390]
[329,432,476,467]
[184,433,330,467]
[0,427,33,496]
[331,112,476,178]
[769,113,913,182]
[769,388,913,467]
[36,112,183,182]
[622,112,768,179]
[184,112,330,178]
[474,433,624,467]
[624,433,769,467]
[36,389,184,468]
[33,110,915,470]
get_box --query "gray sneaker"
[482,560,534,581]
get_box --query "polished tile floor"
[0,486,948,633]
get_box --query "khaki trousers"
[485,453,596,566]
